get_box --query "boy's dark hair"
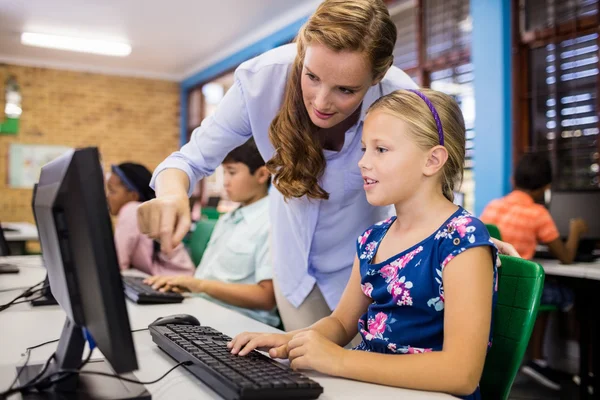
[223,137,265,174]
[514,152,552,191]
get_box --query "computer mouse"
[149,314,200,327]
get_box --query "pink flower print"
[379,246,423,282]
[450,215,472,238]
[441,254,455,270]
[361,282,374,297]
[387,343,397,352]
[407,346,433,354]
[387,276,413,306]
[393,246,423,270]
[360,241,378,260]
[358,229,372,246]
[367,312,388,337]
[375,217,393,226]
[380,265,397,282]
[359,320,374,341]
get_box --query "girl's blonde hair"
[367,89,466,202]
[267,0,397,200]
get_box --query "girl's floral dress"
[355,207,499,400]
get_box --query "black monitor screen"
[549,190,600,240]
[34,147,137,374]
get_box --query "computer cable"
[0,280,46,312]
[2,328,97,397]
[0,286,29,293]
[1,352,56,399]
[2,327,150,397]
[1,356,190,397]
[8,294,46,306]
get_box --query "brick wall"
[0,64,180,224]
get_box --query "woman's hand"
[490,238,520,258]
[144,275,202,293]
[228,332,293,358]
[287,330,345,376]
[137,194,191,254]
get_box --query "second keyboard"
[122,276,184,304]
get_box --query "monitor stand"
[30,275,58,307]
[16,318,150,399]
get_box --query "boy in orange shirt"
[481,152,587,390]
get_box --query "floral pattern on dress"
[354,208,498,400]
[358,229,372,246]
[360,241,378,260]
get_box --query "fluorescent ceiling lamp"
[21,32,131,57]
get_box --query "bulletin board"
[8,143,72,188]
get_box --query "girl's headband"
[408,89,445,146]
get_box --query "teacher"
[138,0,516,330]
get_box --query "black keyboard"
[122,276,184,304]
[150,324,324,400]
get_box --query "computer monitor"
[549,190,600,259]
[20,147,149,398]
[30,183,57,306]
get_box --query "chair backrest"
[480,255,544,400]
[201,207,221,220]
[0,224,11,256]
[189,218,218,266]
[485,224,503,241]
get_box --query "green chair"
[189,218,218,266]
[480,255,545,400]
[201,207,221,220]
[485,224,503,241]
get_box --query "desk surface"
[1,223,38,242]
[0,256,453,400]
[533,258,600,281]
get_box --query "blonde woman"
[138,0,516,331]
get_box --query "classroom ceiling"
[0,0,321,81]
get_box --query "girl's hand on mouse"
[228,332,293,358]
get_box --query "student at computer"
[145,138,279,327]
[228,89,498,399]
[107,163,195,276]
[479,152,587,390]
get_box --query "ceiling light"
[21,32,131,57]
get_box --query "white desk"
[1,223,38,242]
[533,257,600,399]
[533,258,600,281]
[1,223,38,256]
[0,256,453,400]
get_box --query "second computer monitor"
[549,190,600,240]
